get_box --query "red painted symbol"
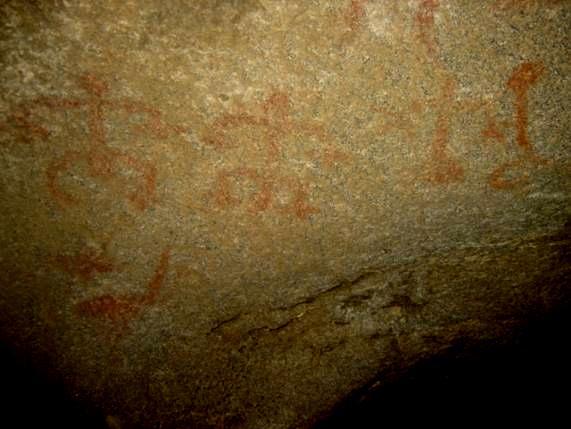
[45,74,160,210]
[212,167,319,220]
[53,247,116,283]
[76,248,171,329]
[204,91,330,161]
[490,62,549,189]
[415,0,441,61]
[346,0,370,31]
[202,90,346,219]
[5,73,189,210]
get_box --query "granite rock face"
[0,1,570,427]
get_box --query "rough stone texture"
[0,0,569,427]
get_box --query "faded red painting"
[76,248,171,330]
[489,62,549,189]
[204,90,330,161]
[54,247,116,282]
[211,167,319,220]
[202,89,347,219]
[4,73,190,211]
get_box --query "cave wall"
[0,1,570,427]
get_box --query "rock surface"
[0,1,569,427]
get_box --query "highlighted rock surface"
[1,1,569,427]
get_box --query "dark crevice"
[0,341,106,429]
[313,302,571,427]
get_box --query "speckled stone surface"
[0,1,570,427]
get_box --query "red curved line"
[46,151,81,207]
[115,152,158,210]
[76,247,171,323]
[489,159,528,190]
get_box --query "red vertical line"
[347,0,369,31]
[416,0,440,59]
[507,62,545,155]
[433,111,449,158]
[144,248,171,304]
[515,89,531,152]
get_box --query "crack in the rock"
[209,313,242,333]
[273,270,381,312]
[207,270,381,337]
[244,317,297,337]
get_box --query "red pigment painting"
[54,247,116,283]
[203,90,348,219]
[204,90,331,161]
[489,62,548,189]
[5,73,189,211]
[211,167,319,220]
[76,247,171,329]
